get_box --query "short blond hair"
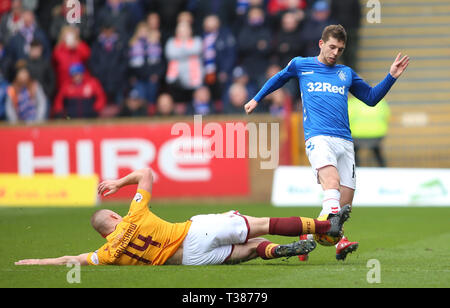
[90,209,116,236]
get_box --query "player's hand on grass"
[98,180,121,197]
[390,52,410,79]
[15,259,41,265]
[244,99,258,114]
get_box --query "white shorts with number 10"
[305,135,356,190]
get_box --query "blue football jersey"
[253,56,397,141]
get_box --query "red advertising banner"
[0,121,249,200]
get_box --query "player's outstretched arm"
[244,58,299,114]
[350,53,410,107]
[98,168,153,197]
[15,253,89,266]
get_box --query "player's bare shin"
[224,238,267,264]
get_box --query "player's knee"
[238,239,267,262]
[246,217,270,238]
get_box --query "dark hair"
[321,24,347,44]
[30,39,42,47]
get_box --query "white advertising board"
[272,166,450,207]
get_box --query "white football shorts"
[305,135,356,189]
[181,211,249,265]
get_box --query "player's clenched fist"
[244,99,258,114]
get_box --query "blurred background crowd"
[0,0,362,124]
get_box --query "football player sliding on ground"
[15,168,351,266]
[245,24,409,261]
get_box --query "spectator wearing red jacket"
[52,25,90,89]
[53,63,106,119]
[0,0,11,18]
[267,0,307,16]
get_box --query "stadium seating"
[355,0,450,167]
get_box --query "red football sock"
[269,217,331,235]
[256,241,280,260]
[314,219,331,234]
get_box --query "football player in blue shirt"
[245,24,409,261]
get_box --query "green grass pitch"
[1,203,449,288]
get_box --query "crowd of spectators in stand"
[0,0,361,124]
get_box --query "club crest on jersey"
[134,193,143,202]
[337,70,347,82]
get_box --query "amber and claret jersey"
[87,189,192,265]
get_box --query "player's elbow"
[365,98,380,107]
[141,168,154,183]
[359,94,379,107]
[138,168,154,192]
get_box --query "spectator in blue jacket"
[0,72,8,121]
[202,14,237,107]
[0,39,13,81]
[222,65,257,113]
[6,10,50,65]
[119,84,148,118]
[89,19,128,110]
[301,1,336,57]
[237,7,272,88]
[128,21,165,106]
[190,0,238,35]
[95,0,135,41]
[275,11,305,67]
[26,39,55,104]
